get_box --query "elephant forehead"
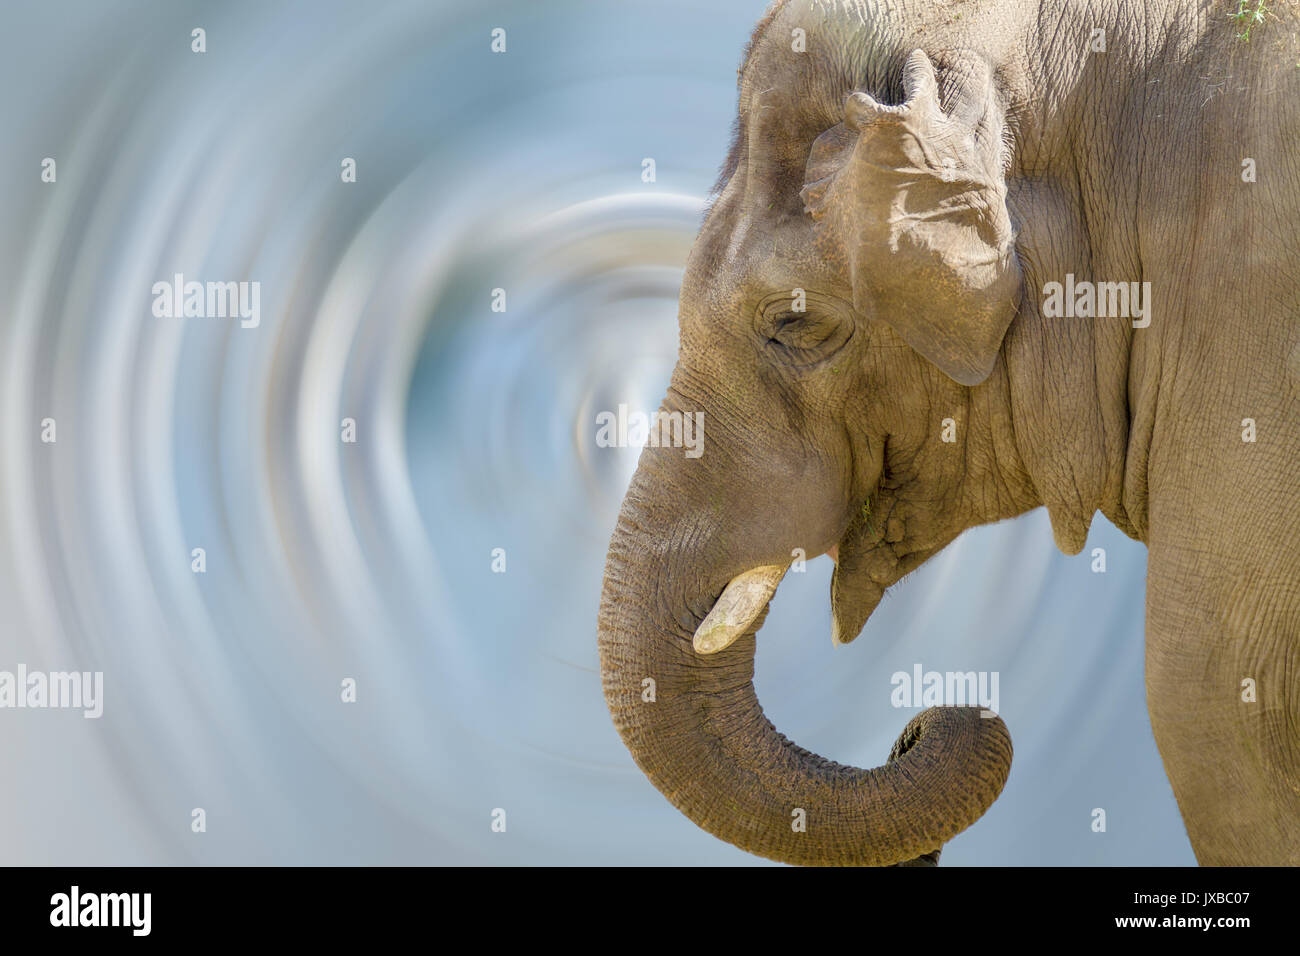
[688,188,773,289]
[683,198,851,333]
[684,217,814,309]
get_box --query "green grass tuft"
[1231,0,1270,42]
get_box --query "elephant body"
[598,0,1300,865]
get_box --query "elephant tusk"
[692,564,789,654]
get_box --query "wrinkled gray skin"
[598,0,1300,865]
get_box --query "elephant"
[596,0,1300,866]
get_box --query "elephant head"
[598,11,1030,866]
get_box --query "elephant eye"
[755,293,853,367]
[768,313,838,350]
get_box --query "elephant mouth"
[693,512,900,656]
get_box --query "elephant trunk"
[598,472,1013,866]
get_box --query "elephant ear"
[801,50,1021,386]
